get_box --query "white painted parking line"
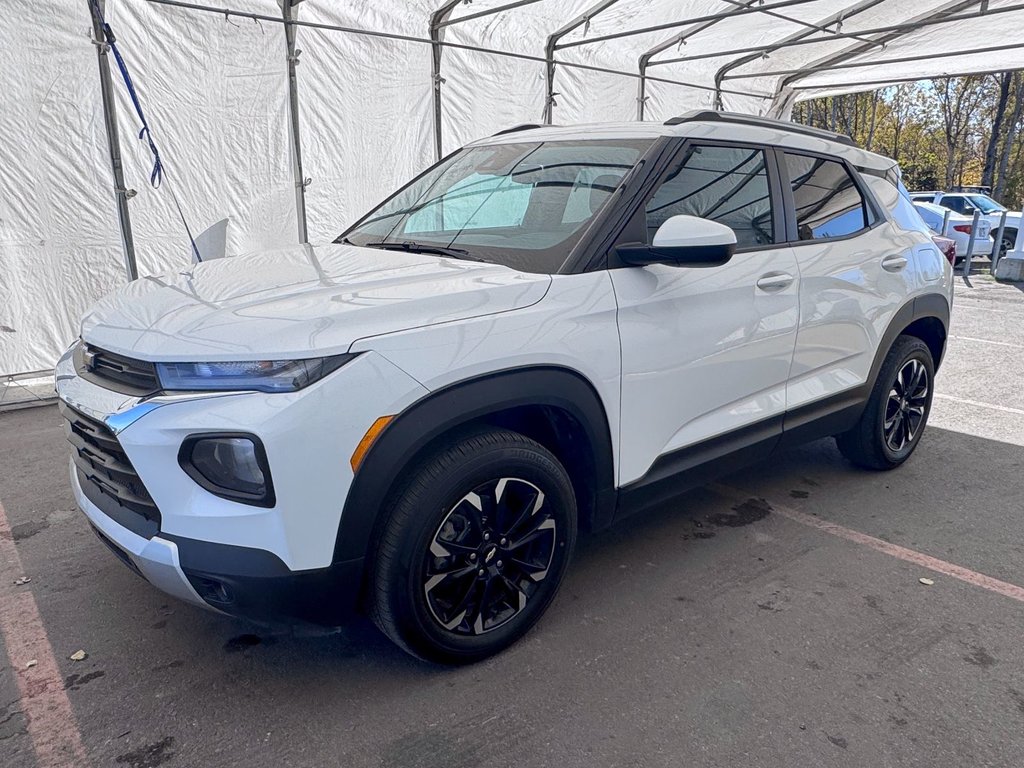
[948,335,1024,349]
[0,497,88,768]
[932,393,1024,416]
[951,304,1018,314]
[711,485,1024,604]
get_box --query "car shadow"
[179,425,1024,683]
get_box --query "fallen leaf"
[69,650,87,661]
[26,659,37,668]
[919,577,935,586]
[13,576,31,586]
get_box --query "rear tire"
[369,428,576,664]
[836,335,934,471]
[1001,228,1017,258]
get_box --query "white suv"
[56,111,952,663]
[910,190,1020,257]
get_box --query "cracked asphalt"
[2,274,1023,767]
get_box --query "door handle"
[756,272,794,292]
[881,254,908,272]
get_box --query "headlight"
[155,354,357,393]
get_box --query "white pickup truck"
[910,191,1021,257]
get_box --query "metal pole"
[435,0,545,29]
[962,208,980,282]
[430,1,464,161]
[555,0,821,50]
[638,0,762,119]
[90,0,138,281]
[941,208,953,265]
[637,54,648,120]
[724,40,1024,80]
[713,0,887,110]
[651,1,1024,68]
[992,210,1007,272]
[145,1,767,101]
[544,0,621,125]
[282,0,308,244]
[767,1,980,113]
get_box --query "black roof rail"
[664,110,857,148]
[492,123,550,136]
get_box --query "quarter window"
[783,153,874,241]
[645,145,775,248]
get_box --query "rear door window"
[783,153,874,241]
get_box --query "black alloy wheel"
[424,477,556,635]
[836,334,935,470]
[370,428,576,664]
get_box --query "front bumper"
[71,465,212,610]
[57,343,429,624]
[74,463,365,624]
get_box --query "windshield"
[340,139,653,273]
[967,195,1006,214]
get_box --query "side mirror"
[616,215,737,268]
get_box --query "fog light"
[179,434,275,507]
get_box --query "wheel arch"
[869,293,949,388]
[333,366,617,568]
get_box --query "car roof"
[469,112,897,173]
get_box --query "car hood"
[80,244,551,360]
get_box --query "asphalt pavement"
[2,272,1023,768]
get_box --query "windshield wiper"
[360,241,493,263]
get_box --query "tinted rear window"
[783,153,874,241]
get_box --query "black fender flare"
[333,366,617,564]
[873,292,950,380]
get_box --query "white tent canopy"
[3,0,1024,377]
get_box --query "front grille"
[61,402,161,537]
[76,343,160,395]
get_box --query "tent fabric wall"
[4,0,1024,377]
[0,0,123,376]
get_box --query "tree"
[982,73,1013,189]
[795,73,1024,203]
[934,77,986,189]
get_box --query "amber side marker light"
[350,415,395,472]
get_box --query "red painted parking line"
[712,484,1024,604]
[0,497,88,768]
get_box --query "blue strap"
[90,0,202,262]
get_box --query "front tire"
[369,428,577,664]
[836,335,935,470]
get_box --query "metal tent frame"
[86,0,1024,283]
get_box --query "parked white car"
[56,112,953,663]
[910,191,1020,257]
[912,201,993,262]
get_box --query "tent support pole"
[146,1,767,102]
[282,0,308,243]
[89,0,138,281]
[765,1,981,99]
[638,0,762,118]
[430,1,462,161]
[637,56,647,120]
[655,0,1018,68]
[544,0,620,124]
[713,0,887,110]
